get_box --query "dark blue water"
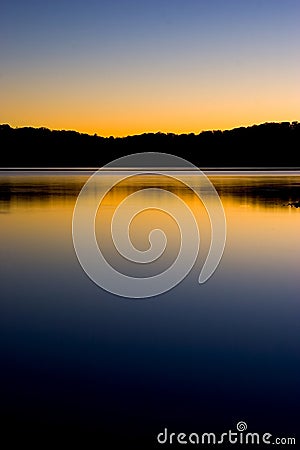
[0,172,299,447]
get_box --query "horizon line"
[1,167,300,173]
[1,120,299,139]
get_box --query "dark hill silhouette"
[0,121,299,168]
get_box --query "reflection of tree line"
[0,177,198,207]
[0,179,85,209]
[211,177,300,207]
[0,121,299,167]
[1,175,300,208]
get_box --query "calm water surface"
[0,171,299,447]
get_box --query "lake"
[0,170,299,447]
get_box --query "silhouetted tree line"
[0,121,299,167]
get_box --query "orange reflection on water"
[1,172,300,279]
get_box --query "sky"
[1,0,300,137]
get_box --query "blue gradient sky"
[1,0,299,136]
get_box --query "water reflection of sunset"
[1,172,299,279]
[1,171,300,445]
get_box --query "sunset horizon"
[2,0,299,139]
[2,118,299,139]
